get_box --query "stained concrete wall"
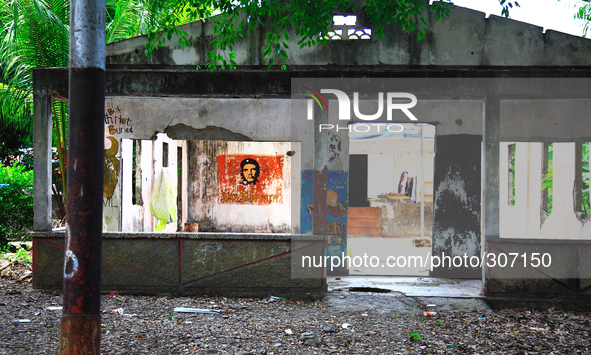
[431,135,482,277]
[102,96,292,141]
[106,3,591,67]
[186,141,299,233]
[32,232,326,298]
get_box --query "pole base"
[60,314,101,355]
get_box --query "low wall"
[31,232,326,299]
[485,240,591,299]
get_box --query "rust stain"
[60,315,101,355]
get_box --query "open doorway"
[347,123,435,276]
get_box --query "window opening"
[508,144,516,206]
[541,143,553,216]
[333,14,356,26]
[583,142,590,218]
[575,142,590,221]
[132,140,143,206]
[162,142,169,167]
[322,14,372,40]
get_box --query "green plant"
[541,143,553,215]
[410,332,421,341]
[0,243,11,255]
[0,162,33,244]
[1,0,198,212]
[541,143,589,217]
[582,142,590,216]
[9,248,31,263]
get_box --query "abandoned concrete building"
[31,2,591,301]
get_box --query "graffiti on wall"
[301,170,348,257]
[217,155,284,204]
[104,104,133,135]
[327,131,342,163]
[104,136,120,202]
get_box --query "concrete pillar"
[313,105,328,236]
[481,95,500,291]
[32,79,53,231]
[483,96,500,239]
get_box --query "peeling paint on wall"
[103,101,126,231]
[301,170,348,257]
[188,141,293,233]
[103,136,120,200]
[431,135,481,277]
[217,155,284,205]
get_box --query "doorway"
[347,123,435,276]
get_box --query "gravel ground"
[0,252,590,354]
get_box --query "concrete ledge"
[32,232,327,299]
[484,295,591,312]
[30,230,325,241]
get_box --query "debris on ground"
[0,248,590,353]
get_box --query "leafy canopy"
[571,0,591,37]
[145,0,453,70]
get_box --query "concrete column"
[313,105,328,236]
[481,95,500,291]
[483,95,500,239]
[33,80,53,231]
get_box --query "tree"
[0,0,200,213]
[571,0,591,37]
[146,0,454,70]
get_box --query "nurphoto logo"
[303,88,418,133]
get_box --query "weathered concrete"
[369,199,434,237]
[105,4,591,67]
[186,140,297,233]
[32,231,326,298]
[431,135,481,278]
[34,3,591,303]
[32,71,53,231]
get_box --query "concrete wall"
[32,232,326,298]
[106,3,591,67]
[186,141,299,233]
[369,199,433,237]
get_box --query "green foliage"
[0,243,11,255]
[145,0,453,70]
[509,144,515,206]
[499,0,520,19]
[541,143,553,215]
[0,0,195,205]
[410,332,421,340]
[9,247,31,263]
[572,0,591,37]
[0,0,70,200]
[582,142,590,216]
[0,163,34,244]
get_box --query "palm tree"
[0,0,69,213]
[0,0,199,219]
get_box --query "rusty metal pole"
[59,0,105,353]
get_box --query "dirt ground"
[0,249,590,354]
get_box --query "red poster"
[217,155,284,204]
